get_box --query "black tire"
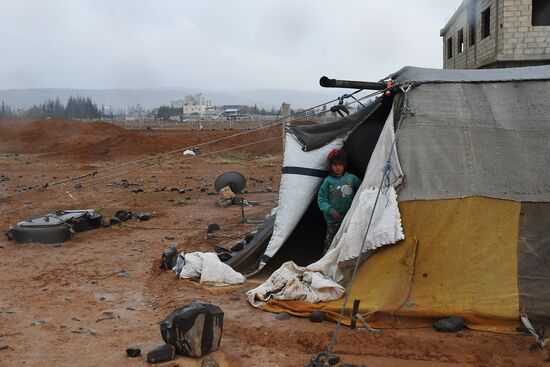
[11,224,73,244]
[70,212,103,232]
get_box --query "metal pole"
[319,76,386,90]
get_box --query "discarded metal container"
[160,301,224,357]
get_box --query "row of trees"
[25,96,101,119]
[0,101,15,118]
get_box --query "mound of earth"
[0,118,282,160]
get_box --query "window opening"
[457,28,464,53]
[533,0,550,26]
[447,37,453,59]
[481,7,491,39]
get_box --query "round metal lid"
[214,171,246,193]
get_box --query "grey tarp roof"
[396,80,550,203]
[389,65,550,83]
[287,96,382,151]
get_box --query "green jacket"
[317,172,362,224]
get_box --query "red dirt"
[0,118,283,160]
[0,118,548,367]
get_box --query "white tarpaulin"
[259,133,344,269]
[247,108,405,306]
[177,252,245,286]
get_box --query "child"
[317,149,361,254]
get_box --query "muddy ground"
[0,118,548,367]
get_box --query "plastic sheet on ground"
[176,252,245,286]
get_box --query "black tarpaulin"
[287,96,382,151]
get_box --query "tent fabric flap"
[260,197,522,332]
[259,133,344,270]
[287,97,382,152]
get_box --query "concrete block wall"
[441,0,550,69]
[499,0,550,62]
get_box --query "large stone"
[433,316,465,333]
[147,344,175,363]
[309,311,325,323]
[160,302,224,357]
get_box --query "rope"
[0,86,389,216]
[0,86,388,204]
[0,94,352,202]
[1,135,282,215]
[326,82,412,358]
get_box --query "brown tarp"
[261,197,522,332]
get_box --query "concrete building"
[441,0,550,69]
[170,94,211,117]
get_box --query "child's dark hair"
[327,149,347,166]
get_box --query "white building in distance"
[171,94,212,116]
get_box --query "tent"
[236,65,550,333]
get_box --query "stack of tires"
[7,210,103,244]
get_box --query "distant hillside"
[0,87,338,110]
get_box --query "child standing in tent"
[317,149,361,254]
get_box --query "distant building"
[170,94,211,116]
[441,0,550,69]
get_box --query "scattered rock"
[71,317,80,321]
[214,246,230,254]
[52,243,62,248]
[200,188,207,192]
[217,252,232,262]
[30,320,45,326]
[261,187,273,193]
[136,212,154,221]
[434,316,465,333]
[0,344,8,351]
[114,210,132,222]
[116,270,131,277]
[164,235,175,240]
[230,241,245,252]
[275,312,290,320]
[207,223,220,234]
[147,343,175,363]
[244,231,256,243]
[71,327,96,335]
[126,346,141,357]
[131,188,144,193]
[456,332,465,338]
[96,311,118,322]
[309,311,325,323]
[109,217,121,226]
[201,355,219,367]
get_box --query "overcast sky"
[0,0,462,91]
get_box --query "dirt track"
[0,118,548,367]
